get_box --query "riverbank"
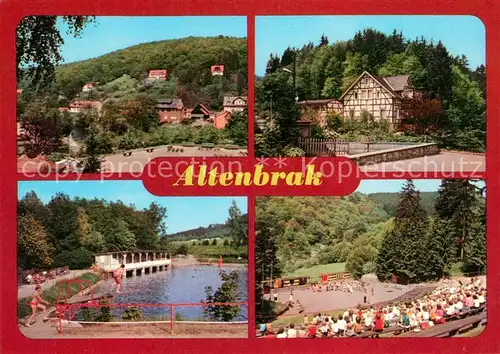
[171,255,247,268]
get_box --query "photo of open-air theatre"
[255,179,486,338]
[17,181,248,338]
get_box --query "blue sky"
[18,181,247,234]
[57,16,247,64]
[256,16,485,76]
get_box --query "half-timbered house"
[339,71,418,126]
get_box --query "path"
[68,128,85,155]
[18,270,89,300]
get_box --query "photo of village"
[16,16,248,174]
[17,181,248,338]
[255,16,485,173]
[255,179,486,338]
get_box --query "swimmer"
[25,285,49,327]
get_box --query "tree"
[280,47,295,67]
[18,215,55,270]
[83,123,103,173]
[375,180,430,283]
[104,218,136,251]
[122,94,159,132]
[399,96,443,135]
[322,77,342,99]
[203,270,241,321]
[17,16,95,89]
[212,239,218,245]
[435,179,481,260]
[228,200,247,248]
[423,218,456,280]
[319,34,329,47]
[378,52,424,79]
[175,244,189,255]
[224,110,248,146]
[20,99,63,156]
[266,54,280,74]
[341,52,370,91]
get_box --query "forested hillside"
[256,28,486,154]
[52,36,248,108]
[368,191,438,217]
[168,213,248,241]
[256,181,485,283]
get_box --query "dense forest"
[256,180,485,285]
[255,28,486,156]
[19,36,248,110]
[367,191,438,217]
[17,192,247,271]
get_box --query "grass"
[17,272,102,318]
[285,263,346,279]
[172,237,247,262]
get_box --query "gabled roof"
[382,75,410,92]
[339,71,402,101]
[223,96,248,106]
[156,98,183,109]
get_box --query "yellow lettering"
[173,165,195,186]
[305,165,323,186]
[285,172,304,186]
[219,172,234,186]
[253,165,269,186]
[208,168,218,186]
[270,171,287,186]
[197,165,207,186]
[234,171,252,186]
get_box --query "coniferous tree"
[265,54,281,74]
[319,33,329,47]
[375,180,429,283]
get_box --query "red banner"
[142,157,360,196]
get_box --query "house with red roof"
[148,69,168,81]
[211,65,224,76]
[82,83,97,92]
[68,100,102,114]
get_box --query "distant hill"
[54,36,248,109]
[367,192,439,217]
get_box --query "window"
[354,92,358,99]
[380,109,386,119]
[368,90,372,99]
[376,91,380,99]
[362,90,366,99]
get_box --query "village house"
[339,71,418,126]
[68,100,103,115]
[189,103,211,120]
[155,98,184,124]
[211,65,224,76]
[223,96,247,113]
[82,82,97,92]
[213,111,232,130]
[148,69,168,81]
[297,99,343,127]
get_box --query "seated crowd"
[309,279,366,293]
[260,278,486,338]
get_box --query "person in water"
[112,264,125,293]
[25,285,49,327]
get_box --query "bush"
[192,241,197,246]
[122,307,143,321]
[211,239,217,245]
[202,240,210,246]
[52,248,94,269]
[223,239,229,246]
[176,244,189,255]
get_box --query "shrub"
[223,239,229,246]
[202,240,210,246]
[122,307,143,321]
[211,239,217,245]
[176,244,188,255]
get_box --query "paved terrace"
[359,151,485,174]
[102,145,247,173]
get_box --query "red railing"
[55,278,247,335]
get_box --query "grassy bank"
[285,263,346,280]
[172,238,247,263]
[17,272,101,318]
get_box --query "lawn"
[285,263,347,279]
[172,238,247,263]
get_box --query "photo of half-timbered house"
[339,71,419,127]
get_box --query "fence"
[54,278,247,335]
[297,138,350,156]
